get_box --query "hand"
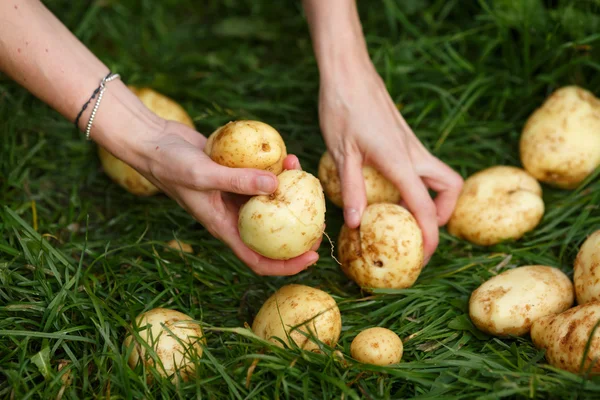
[318,60,463,263]
[126,120,321,276]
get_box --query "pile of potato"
[104,85,600,381]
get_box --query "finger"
[283,154,302,171]
[200,164,279,196]
[422,160,464,226]
[232,242,320,276]
[338,155,367,229]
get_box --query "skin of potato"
[350,327,403,366]
[123,308,205,383]
[204,120,287,174]
[520,86,600,189]
[317,151,401,208]
[574,230,600,305]
[531,301,600,375]
[469,265,574,337]
[251,284,341,351]
[337,203,424,290]
[447,166,544,246]
[98,86,195,196]
[238,170,326,260]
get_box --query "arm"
[303,0,464,263]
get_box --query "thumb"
[203,165,278,195]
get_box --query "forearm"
[0,0,162,161]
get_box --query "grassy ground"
[1,0,600,398]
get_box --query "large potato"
[204,120,287,175]
[238,170,325,260]
[469,265,573,337]
[574,230,600,305]
[531,301,600,375]
[252,284,341,351]
[124,308,205,382]
[350,327,403,366]
[317,151,401,208]
[447,166,544,246]
[98,86,195,196]
[338,203,424,290]
[520,86,600,189]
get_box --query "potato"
[531,301,600,375]
[238,170,325,260]
[317,151,401,208]
[98,86,195,196]
[166,239,193,254]
[204,120,287,175]
[574,230,600,305]
[520,86,600,189]
[338,203,424,290]
[124,308,205,382]
[447,166,544,246]
[350,327,403,366]
[469,265,574,337]
[252,284,341,351]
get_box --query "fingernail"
[257,176,277,193]
[344,208,359,227]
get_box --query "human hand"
[318,61,463,264]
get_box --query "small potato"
[338,203,424,290]
[469,265,574,337]
[520,86,600,189]
[531,301,600,375]
[252,284,341,351]
[204,120,287,175]
[124,308,205,382]
[166,239,194,254]
[99,86,195,196]
[238,170,325,260]
[317,151,401,208]
[350,327,403,366]
[574,230,600,305]
[447,166,544,246]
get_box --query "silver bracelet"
[76,72,121,140]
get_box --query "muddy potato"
[99,86,195,196]
[124,308,205,382]
[338,203,424,290]
[469,266,574,337]
[350,327,403,366]
[447,166,544,246]
[317,151,401,208]
[204,120,287,174]
[574,230,600,305]
[531,301,600,375]
[520,86,600,189]
[252,284,341,351]
[238,170,325,260]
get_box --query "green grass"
[1,0,600,398]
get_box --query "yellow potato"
[204,120,287,175]
[166,239,194,254]
[317,151,401,208]
[124,308,205,383]
[447,166,544,246]
[98,86,195,196]
[531,301,600,375]
[574,230,600,305]
[520,86,600,189]
[238,170,325,260]
[338,203,424,290]
[350,327,403,366]
[469,265,573,337]
[252,284,341,351]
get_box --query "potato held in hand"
[204,120,287,175]
[531,301,600,375]
[124,308,205,382]
[318,151,400,207]
[574,230,600,305]
[338,203,424,290]
[469,266,573,337]
[252,284,341,351]
[520,86,600,189]
[448,166,544,246]
[99,86,195,196]
[238,170,325,260]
